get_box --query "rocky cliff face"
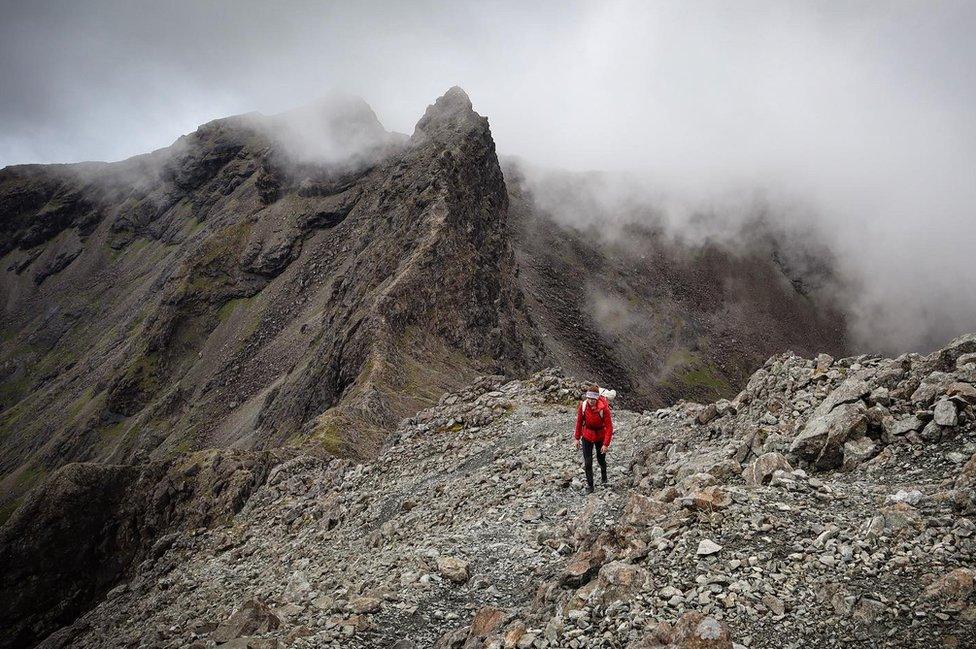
[0,88,536,510]
[0,449,291,648]
[505,163,848,411]
[26,333,975,649]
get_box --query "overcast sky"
[1,0,974,351]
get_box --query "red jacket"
[574,396,613,446]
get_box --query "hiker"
[574,384,614,493]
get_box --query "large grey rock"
[842,436,877,470]
[437,556,470,584]
[933,399,959,426]
[819,378,871,411]
[791,401,868,469]
[889,415,923,436]
[213,599,281,643]
[937,332,976,370]
[743,452,793,485]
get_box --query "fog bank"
[1,0,974,352]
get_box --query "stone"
[437,557,470,584]
[885,489,923,505]
[589,561,648,606]
[697,403,719,425]
[622,493,670,526]
[924,568,975,600]
[938,332,976,368]
[560,549,605,587]
[348,596,381,614]
[696,540,722,556]
[815,353,834,373]
[933,399,958,427]
[213,600,281,643]
[282,571,311,603]
[947,381,976,403]
[889,415,923,436]
[469,606,508,637]
[790,401,868,469]
[842,436,876,470]
[679,486,731,511]
[762,594,785,616]
[743,452,792,485]
[670,611,734,648]
[820,377,871,411]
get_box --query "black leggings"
[581,439,607,489]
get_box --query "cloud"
[1,0,974,352]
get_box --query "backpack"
[581,388,616,419]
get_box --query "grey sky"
[2,0,975,351]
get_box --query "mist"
[2,0,974,353]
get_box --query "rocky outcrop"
[0,449,289,649]
[0,87,538,514]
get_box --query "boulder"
[696,540,722,556]
[819,378,871,411]
[348,596,382,614]
[842,436,877,470]
[889,415,923,436]
[560,549,605,587]
[911,372,955,405]
[696,403,719,425]
[924,568,975,600]
[213,600,281,643]
[937,332,976,369]
[468,606,509,638]
[790,401,868,469]
[678,486,731,511]
[933,399,959,426]
[743,452,792,485]
[588,561,649,606]
[622,493,670,526]
[947,381,976,403]
[437,556,470,584]
[670,611,733,648]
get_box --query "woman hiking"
[574,385,614,494]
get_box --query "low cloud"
[1,0,973,352]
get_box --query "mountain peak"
[411,86,483,141]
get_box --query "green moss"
[217,297,250,323]
[33,346,77,380]
[65,387,95,421]
[97,421,127,442]
[0,497,22,525]
[309,413,346,456]
[182,216,206,236]
[0,374,30,408]
[0,401,28,441]
[14,464,45,490]
[672,364,733,398]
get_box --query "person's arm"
[602,404,613,450]
[574,402,583,441]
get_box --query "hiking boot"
[586,485,594,494]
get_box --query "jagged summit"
[412,86,485,141]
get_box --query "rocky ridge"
[1,86,849,525]
[35,333,976,648]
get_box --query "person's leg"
[581,439,595,492]
[596,445,608,484]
